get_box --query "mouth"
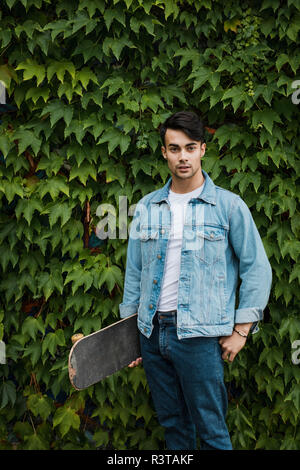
[177,165,191,170]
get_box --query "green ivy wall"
[0,0,299,450]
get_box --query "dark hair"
[159,111,206,147]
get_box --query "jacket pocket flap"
[140,228,159,241]
[196,227,225,241]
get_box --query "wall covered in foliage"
[0,0,299,450]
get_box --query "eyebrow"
[167,142,198,148]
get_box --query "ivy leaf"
[136,402,153,425]
[103,8,126,30]
[100,75,129,97]
[252,109,282,135]
[289,264,300,284]
[16,59,46,86]
[43,19,71,40]
[44,202,73,228]
[286,11,300,41]
[93,429,109,447]
[27,394,54,420]
[64,268,94,295]
[36,152,66,176]
[140,90,164,113]
[42,329,66,357]
[222,85,252,112]
[37,270,64,300]
[163,0,180,20]
[47,60,76,82]
[188,67,211,92]
[173,48,202,70]
[0,381,16,408]
[24,432,49,450]
[13,129,42,156]
[97,265,123,293]
[15,199,43,225]
[21,316,45,341]
[285,384,300,412]
[0,132,12,157]
[97,127,130,154]
[224,18,241,33]
[276,53,289,71]
[74,315,101,336]
[131,158,154,178]
[25,86,50,104]
[98,159,127,186]
[64,119,86,144]
[40,100,73,128]
[69,161,97,186]
[281,239,300,262]
[53,406,80,437]
[38,175,70,199]
[75,67,98,89]
[22,342,42,366]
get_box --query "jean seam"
[215,338,227,429]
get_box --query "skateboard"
[68,314,141,390]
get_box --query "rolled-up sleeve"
[119,203,143,319]
[228,196,272,333]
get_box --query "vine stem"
[29,412,36,434]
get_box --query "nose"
[178,150,189,161]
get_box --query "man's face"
[161,128,206,181]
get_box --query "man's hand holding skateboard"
[128,357,142,367]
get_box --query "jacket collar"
[150,169,216,206]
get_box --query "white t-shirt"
[157,180,205,311]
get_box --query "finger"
[128,360,138,367]
[228,352,237,363]
[222,350,230,361]
[128,357,142,367]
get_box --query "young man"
[119,111,272,450]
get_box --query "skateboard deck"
[68,314,140,390]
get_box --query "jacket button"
[210,232,214,238]
[149,304,153,309]
[161,229,165,234]
[157,254,162,259]
[153,279,157,284]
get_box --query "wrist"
[233,327,248,339]
[234,322,252,336]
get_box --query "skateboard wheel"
[71,333,84,344]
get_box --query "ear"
[161,146,167,159]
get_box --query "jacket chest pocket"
[185,226,226,265]
[139,228,159,267]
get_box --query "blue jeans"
[139,310,233,450]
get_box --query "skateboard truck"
[71,333,84,345]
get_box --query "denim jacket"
[119,169,272,339]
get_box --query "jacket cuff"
[119,303,139,319]
[235,307,263,325]
[249,321,259,334]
